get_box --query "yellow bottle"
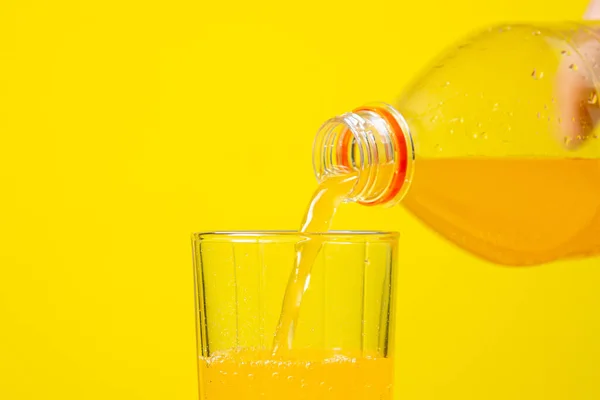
[313,22,600,266]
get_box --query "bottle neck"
[313,103,415,206]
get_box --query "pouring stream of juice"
[272,173,358,354]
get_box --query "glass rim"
[192,230,399,243]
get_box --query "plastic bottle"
[312,23,600,266]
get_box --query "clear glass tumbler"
[192,231,399,400]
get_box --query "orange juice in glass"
[192,231,398,400]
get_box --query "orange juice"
[272,173,357,354]
[404,158,600,265]
[200,349,393,400]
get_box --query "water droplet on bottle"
[570,63,579,71]
[476,122,482,128]
[272,372,279,379]
[588,92,598,105]
[537,112,541,119]
[434,144,442,152]
[531,69,544,79]
[480,132,488,139]
[287,376,294,382]
[557,117,562,124]
[561,50,570,56]
[449,128,455,134]
[430,115,439,123]
[532,30,541,36]
[248,373,255,380]
[563,136,573,146]
[492,103,500,111]
[459,117,464,123]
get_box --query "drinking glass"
[192,231,399,400]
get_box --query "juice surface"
[200,349,393,400]
[404,158,600,265]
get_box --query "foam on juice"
[200,348,393,400]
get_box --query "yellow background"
[1,0,599,399]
